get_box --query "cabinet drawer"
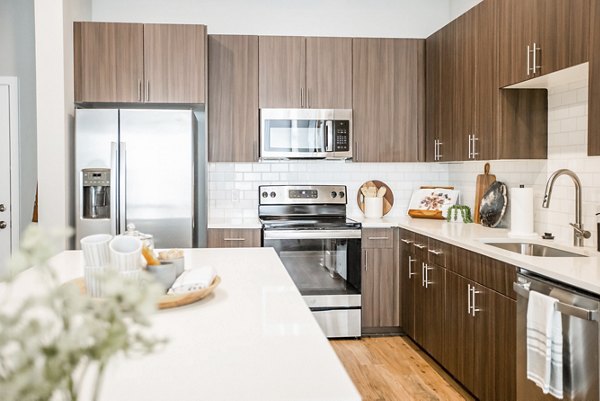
[362,228,394,249]
[207,229,261,248]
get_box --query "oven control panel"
[259,185,347,205]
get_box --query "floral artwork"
[419,191,455,211]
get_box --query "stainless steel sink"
[485,242,587,257]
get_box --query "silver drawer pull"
[414,243,426,249]
[368,236,389,240]
[513,282,599,321]
[224,238,246,241]
[400,238,413,244]
[428,249,443,256]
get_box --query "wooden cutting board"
[357,180,394,216]
[474,163,496,224]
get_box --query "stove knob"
[262,191,268,198]
[270,192,276,198]
[331,191,337,198]
[339,191,345,198]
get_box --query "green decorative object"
[446,205,473,223]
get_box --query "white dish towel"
[527,290,564,399]
[167,266,217,295]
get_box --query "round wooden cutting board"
[357,180,394,216]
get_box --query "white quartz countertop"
[207,217,262,229]
[355,214,600,295]
[6,248,360,401]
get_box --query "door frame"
[0,77,20,254]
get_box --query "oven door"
[263,229,361,298]
[260,109,332,159]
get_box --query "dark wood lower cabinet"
[361,247,399,329]
[401,231,516,401]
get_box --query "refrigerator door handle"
[119,142,127,235]
[110,142,119,236]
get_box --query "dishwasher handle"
[513,282,600,322]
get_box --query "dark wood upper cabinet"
[499,0,590,87]
[589,0,600,156]
[144,24,206,104]
[258,36,306,108]
[353,38,424,162]
[74,22,206,104]
[74,22,144,103]
[305,37,352,109]
[208,35,259,162]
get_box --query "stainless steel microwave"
[260,109,352,160]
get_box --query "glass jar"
[123,223,155,250]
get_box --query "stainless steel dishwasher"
[514,270,600,401]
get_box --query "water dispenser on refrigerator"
[81,168,111,220]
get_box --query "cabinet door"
[74,22,144,103]
[443,271,472,383]
[498,0,535,87]
[361,248,398,329]
[487,292,517,401]
[143,24,206,103]
[589,0,600,156]
[207,229,261,248]
[353,39,424,162]
[536,0,590,76]
[425,24,455,162]
[305,37,352,109]
[420,263,445,362]
[258,36,305,108]
[208,35,259,162]
[452,13,476,161]
[399,230,416,337]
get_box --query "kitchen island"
[8,248,361,401]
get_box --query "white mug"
[109,235,143,271]
[80,234,113,267]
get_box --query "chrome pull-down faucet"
[542,169,591,247]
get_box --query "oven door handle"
[263,229,362,240]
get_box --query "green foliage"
[446,205,473,223]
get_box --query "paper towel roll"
[508,187,537,238]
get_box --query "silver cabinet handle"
[224,238,246,241]
[300,88,304,108]
[400,238,413,244]
[512,282,599,321]
[472,135,479,159]
[467,284,472,315]
[468,134,472,159]
[146,81,150,102]
[368,236,389,240]
[414,243,426,249]
[364,250,368,272]
[527,44,531,76]
[533,42,539,74]
[421,263,426,287]
[434,139,438,161]
[471,286,482,316]
[424,264,434,288]
[0,204,5,212]
[437,139,443,161]
[428,249,443,256]
[408,256,417,278]
[138,80,142,102]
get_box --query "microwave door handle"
[326,121,334,152]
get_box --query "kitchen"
[1,2,600,398]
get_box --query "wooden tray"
[357,180,394,216]
[66,275,221,310]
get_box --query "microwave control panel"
[334,120,350,151]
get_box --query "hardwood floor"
[331,336,474,401]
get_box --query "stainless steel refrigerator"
[75,109,199,248]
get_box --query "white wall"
[92,0,452,38]
[0,0,37,235]
[449,0,482,20]
[34,0,91,248]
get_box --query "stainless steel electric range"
[259,185,362,338]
